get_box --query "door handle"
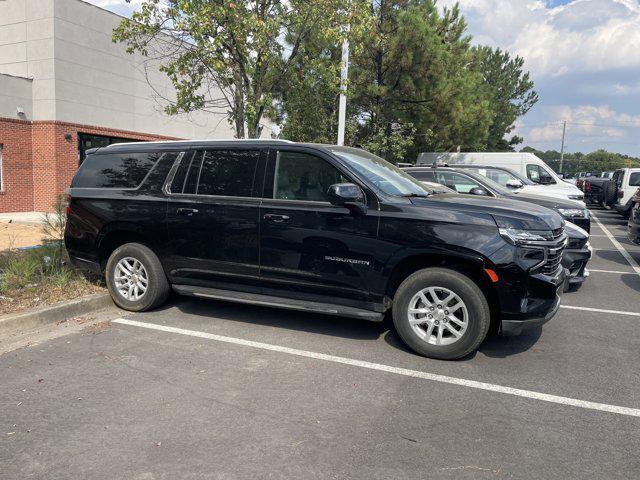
[263,213,290,223]
[177,208,199,216]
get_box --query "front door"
[259,148,380,307]
[165,148,265,291]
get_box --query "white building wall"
[0,0,264,139]
[0,0,57,120]
[0,73,33,119]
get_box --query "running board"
[172,285,384,322]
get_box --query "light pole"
[337,27,350,146]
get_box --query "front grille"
[539,231,567,275]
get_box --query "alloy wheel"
[407,286,468,345]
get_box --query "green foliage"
[521,146,640,174]
[473,46,538,151]
[360,122,417,164]
[278,0,536,160]
[113,0,373,138]
[0,244,67,293]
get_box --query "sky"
[88,0,640,156]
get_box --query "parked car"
[582,174,611,207]
[627,188,640,245]
[610,168,640,218]
[404,166,591,291]
[561,222,592,292]
[403,165,590,232]
[416,152,585,203]
[65,140,567,360]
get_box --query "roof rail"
[105,138,294,148]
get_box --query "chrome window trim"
[162,151,186,195]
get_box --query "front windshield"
[329,147,432,197]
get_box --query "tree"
[113,0,371,138]
[349,0,493,157]
[473,46,538,151]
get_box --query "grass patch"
[0,243,104,316]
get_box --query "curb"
[0,292,114,338]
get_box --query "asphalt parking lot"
[2,206,640,480]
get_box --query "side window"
[197,150,259,197]
[272,151,347,202]
[72,151,162,188]
[526,164,541,183]
[436,172,480,194]
[629,172,640,187]
[409,171,436,182]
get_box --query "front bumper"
[495,267,565,336]
[561,242,592,288]
[501,291,561,336]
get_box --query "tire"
[604,180,617,207]
[392,268,490,360]
[105,242,170,312]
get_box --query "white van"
[416,152,585,204]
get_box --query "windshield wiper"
[400,192,431,198]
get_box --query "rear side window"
[73,152,161,188]
[629,172,640,187]
[198,150,259,197]
[169,150,260,197]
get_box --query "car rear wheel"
[392,268,490,360]
[105,242,170,312]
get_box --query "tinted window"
[436,172,481,193]
[273,151,347,202]
[527,164,555,184]
[629,172,640,187]
[196,150,259,197]
[73,152,161,188]
[408,171,436,182]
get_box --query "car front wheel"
[105,242,170,312]
[392,268,491,360]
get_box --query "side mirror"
[539,176,554,185]
[506,179,523,189]
[468,187,489,196]
[327,183,366,213]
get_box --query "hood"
[564,221,589,240]
[507,193,585,210]
[411,194,565,231]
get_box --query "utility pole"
[337,28,350,146]
[559,120,566,173]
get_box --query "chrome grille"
[540,231,567,275]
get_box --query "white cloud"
[521,104,640,143]
[441,0,640,77]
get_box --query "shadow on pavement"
[621,273,640,293]
[161,296,390,342]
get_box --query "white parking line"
[560,305,640,317]
[590,212,640,277]
[113,317,640,418]
[588,268,635,274]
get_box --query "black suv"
[65,141,566,359]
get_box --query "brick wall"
[0,117,177,213]
[0,118,34,213]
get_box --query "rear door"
[258,147,380,307]
[165,148,266,291]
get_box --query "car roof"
[99,139,340,154]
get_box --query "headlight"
[568,194,584,200]
[499,228,551,246]
[557,208,585,218]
